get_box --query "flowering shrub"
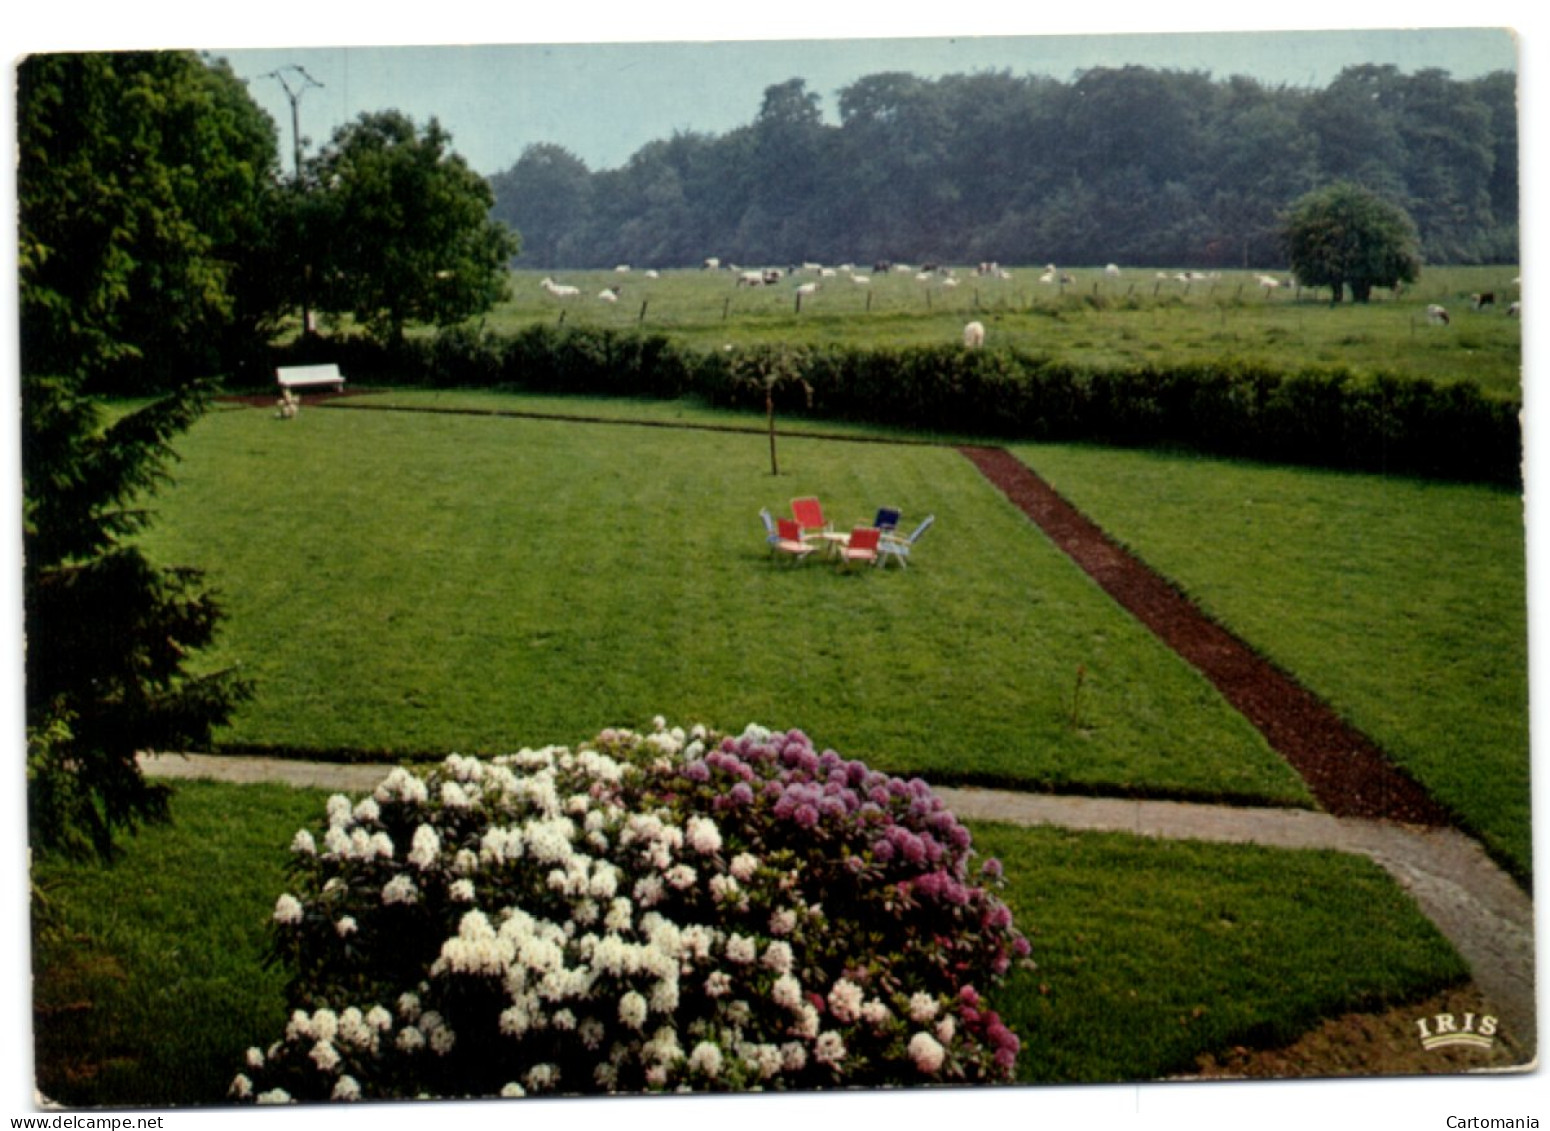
[232,721,1032,1102]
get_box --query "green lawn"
[32,782,322,1107]
[975,822,1470,1083]
[140,402,1307,808]
[30,782,1469,1105]
[1011,442,1531,879]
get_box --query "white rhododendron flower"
[685,815,722,854]
[272,894,303,925]
[814,1031,847,1067]
[908,992,939,1023]
[325,795,352,828]
[688,1042,723,1078]
[308,1040,341,1073]
[908,1031,946,1073]
[771,974,803,1010]
[381,874,419,905]
[827,979,864,1025]
[408,824,441,870]
[761,940,793,975]
[618,991,649,1030]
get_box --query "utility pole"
[262,65,323,179]
[262,66,324,335]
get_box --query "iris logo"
[1416,1011,1498,1051]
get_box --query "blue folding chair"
[878,515,934,569]
[873,506,902,535]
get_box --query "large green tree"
[19,51,281,392]
[1281,181,1422,302]
[309,110,519,342]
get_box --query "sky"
[212,28,1520,177]
[4,4,1549,1131]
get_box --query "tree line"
[489,64,1518,272]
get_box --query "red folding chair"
[837,526,881,570]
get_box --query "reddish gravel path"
[958,445,1454,827]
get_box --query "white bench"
[276,363,346,393]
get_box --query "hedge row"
[271,325,1522,486]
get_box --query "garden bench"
[275,363,346,394]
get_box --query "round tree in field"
[1281,182,1422,303]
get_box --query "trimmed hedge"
[268,326,1521,486]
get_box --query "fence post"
[638,300,648,325]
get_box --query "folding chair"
[837,526,882,570]
[878,515,934,568]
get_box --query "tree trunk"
[767,393,779,476]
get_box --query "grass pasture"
[142,389,1533,875]
[31,782,1469,1105]
[141,402,1308,807]
[465,264,1523,397]
[335,388,1533,879]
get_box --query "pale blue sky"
[215,28,1518,176]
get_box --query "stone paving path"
[140,752,1536,1051]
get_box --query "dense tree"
[24,377,253,858]
[1281,181,1422,302]
[490,63,1518,270]
[489,143,594,267]
[18,51,281,392]
[310,111,519,342]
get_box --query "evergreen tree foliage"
[18,50,260,857]
[22,376,252,859]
